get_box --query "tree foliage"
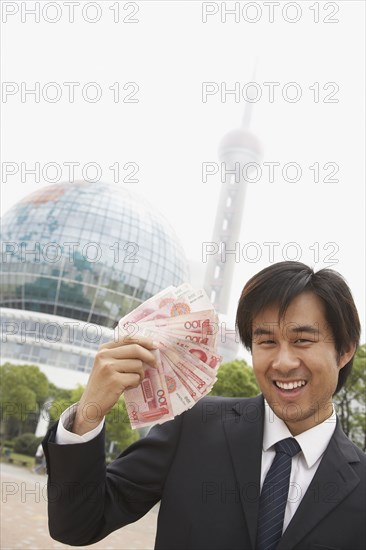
[13,433,43,456]
[1,365,139,454]
[0,363,49,436]
[334,345,366,450]
[106,398,139,456]
[210,359,259,398]
[48,385,81,423]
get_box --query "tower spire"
[241,62,257,129]
[204,65,263,314]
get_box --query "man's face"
[251,291,352,435]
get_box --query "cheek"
[329,364,341,386]
[252,361,269,385]
[252,349,273,375]
[313,359,340,394]
[251,358,264,380]
[252,347,266,365]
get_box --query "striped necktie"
[256,437,302,550]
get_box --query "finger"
[118,372,143,391]
[111,358,144,372]
[101,333,158,351]
[114,330,158,349]
[110,359,145,380]
[99,344,158,367]
[113,345,158,366]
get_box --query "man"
[43,261,365,550]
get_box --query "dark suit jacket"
[43,395,366,550]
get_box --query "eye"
[294,339,312,344]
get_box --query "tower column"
[204,125,262,314]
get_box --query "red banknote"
[117,284,222,429]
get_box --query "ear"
[338,343,357,370]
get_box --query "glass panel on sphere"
[58,280,93,309]
[24,276,57,304]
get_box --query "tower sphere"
[218,128,263,163]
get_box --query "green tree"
[210,359,259,398]
[48,382,73,402]
[334,345,366,450]
[47,382,73,420]
[106,398,139,457]
[48,384,77,423]
[13,433,43,456]
[0,363,49,437]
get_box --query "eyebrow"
[252,325,319,336]
[253,327,274,336]
[287,325,319,335]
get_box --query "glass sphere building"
[1,181,188,327]
[1,181,189,386]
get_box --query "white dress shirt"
[56,399,337,532]
[55,403,105,444]
[261,400,337,532]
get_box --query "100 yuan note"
[123,349,174,429]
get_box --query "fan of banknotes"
[117,284,222,429]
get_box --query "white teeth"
[275,380,306,390]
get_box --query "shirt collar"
[263,400,337,468]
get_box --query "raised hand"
[72,335,158,435]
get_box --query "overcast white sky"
[1,0,365,342]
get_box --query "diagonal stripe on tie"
[259,501,293,526]
[255,437,301,550]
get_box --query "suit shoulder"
[352,441,366,462]
[335,422,366,464]
[192,394,260,410]
[199,394,260,406]
[182,394,263,422]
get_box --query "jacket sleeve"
[42,415,183,546]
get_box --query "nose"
[271,343,301,372]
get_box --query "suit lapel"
[223,394,264,550]
[278,421,361,549]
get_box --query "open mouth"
[274,380,307,392]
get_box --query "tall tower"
[204,102,263,314]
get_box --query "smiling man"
[43,261,365,550]
[237,267,358,436]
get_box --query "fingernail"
[152,341,159,348]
